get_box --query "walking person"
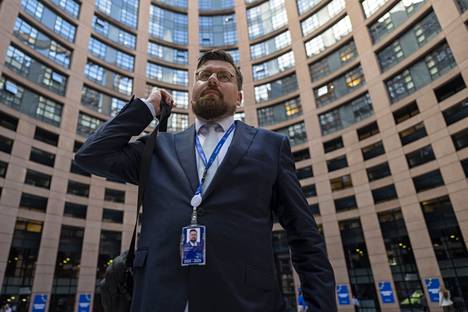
[439,285,454,312]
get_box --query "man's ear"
[237,90,243,107]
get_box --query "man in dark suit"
[75,49,336,312]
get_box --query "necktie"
[199,123,222,191]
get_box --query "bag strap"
[125,100,171,268]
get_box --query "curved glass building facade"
[0,0,467,311]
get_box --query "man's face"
[189,230,198,242]
[191,60,242,121]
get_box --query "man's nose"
[207,73,220,84]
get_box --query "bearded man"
[75,49,336,312]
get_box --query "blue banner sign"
[31,294,48,312]
[336,284,350,305]
[78,294,92,312]
[424,278,440,303]
[378,281,395,304]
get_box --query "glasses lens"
[198,71,211,81]
[217,71,231,82]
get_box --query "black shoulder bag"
[99,102,171,312]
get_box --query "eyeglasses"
[196,70,235,83]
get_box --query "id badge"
[180,225,206,266]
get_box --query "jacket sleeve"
[74,97,154,185]
[273,136,337,311]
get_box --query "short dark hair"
[197,49,243,90]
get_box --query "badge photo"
[181,225,206,266]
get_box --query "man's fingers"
[160,89,175,108]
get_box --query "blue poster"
[424,278,440,303]
[378,281,395,304]
[336,284,350,305]
[31,294,48,312]
[77,294,92,312]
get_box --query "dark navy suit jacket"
[74,98,336,312]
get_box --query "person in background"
[439,285,454,311]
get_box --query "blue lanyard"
[194,122,236,197]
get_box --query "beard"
[192,92,235,121]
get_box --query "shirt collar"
[195,115,235,134]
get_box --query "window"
[369,0,428,43]
[148,42,188,64]
[254,74,298,103]
[319,93,374,135]
[314,66,365,107]
[0,135,14,154]
[20,193,48,212]
[250,31,291,60]
[102,208,124,223]
[199,0,233,10]
[367,162,391,181]
[339,218,381,311]
[199,14,237,47]
[302,184,317,197]
[25,169,52,189]
[149,5,188,45]
[296,166,313,180]
[309,40,358,82]
[372,184,397,204]
[92,16,136,49]
[462,158,468,178]
[76,112,104,137]
[377,11,442,71]
[70,160,91,177]
[5,46,68,95]
[50,0,80,18]
[357,121,379,141]
[452,128,468,151]
[167,113,189,132]
[146,62,188,86]
[393,102,419,124]
[386,42,457,103]
[335,195,357,212]
[301,0,346,37]
[434,75,466,102]
[95,0,139,28]
[63,202,87,219]
[362,141,385,160]
[296,0,321,15]
[399,122,427,146]
[21,0,76,42]
[274,122,307,147]
[13,17,72,68]
[84,62,133,96]
[327,155,348,172]
[34,127,59,146]
[378,209,428,311]
[50,225,84,310]
[88,37,134,72]
[330,174,352,191]
[361,0,390,17]
[413,169,444,192]
[305,16,352,57]
[309,203,320,215]
[293,149,310,162]
[30,147,55,167]
[0,77,63,127]
[457,0,468,12]
[323,136,343,153]
[406,145,435,168]
[247,0,287,40]
[67,180,90,197]
[257,97,302,127]
[0,160,8,178]
[252,51,295,80]
[443,98,468,126]
[420,196,468,307]
[0,110,19,131]
[104,188,125,203]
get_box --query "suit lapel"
[202,121,257,201]
[174,125,198,193]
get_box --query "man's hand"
[145,87,175,117]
